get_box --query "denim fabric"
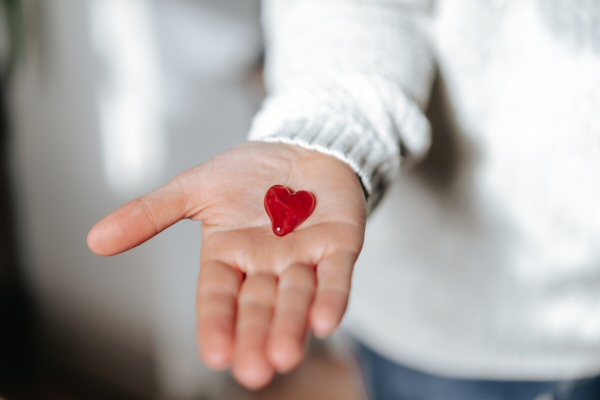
[355,343,600,400]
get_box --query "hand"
[87,142,366,389]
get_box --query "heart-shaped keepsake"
[264,185,316,237]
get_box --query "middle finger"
[233,273,277,389]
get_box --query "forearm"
[250,0,435,210]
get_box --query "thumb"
[87,177,190,256]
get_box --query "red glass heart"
[264,185,316,237]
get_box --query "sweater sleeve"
[248,0,435,210]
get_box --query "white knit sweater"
[249,0,600,380]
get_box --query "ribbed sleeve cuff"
[248,96,429,211]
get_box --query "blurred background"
[0,0,366,399]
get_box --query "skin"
[87,142,367,389]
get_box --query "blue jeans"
[355,343,600,400]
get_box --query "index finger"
[87,177,189,256]
[197,259,243,370]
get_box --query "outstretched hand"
[87,142,366,389]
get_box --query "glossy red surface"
[264,185,316,237]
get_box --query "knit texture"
[251,0,600,381]
[248,0,434,210]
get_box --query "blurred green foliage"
[1,0,23,81]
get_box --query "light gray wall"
[10,0,262,398]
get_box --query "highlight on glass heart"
[264,185,316,237]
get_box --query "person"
[88,0,600,398]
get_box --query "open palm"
[87,142,366,389]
